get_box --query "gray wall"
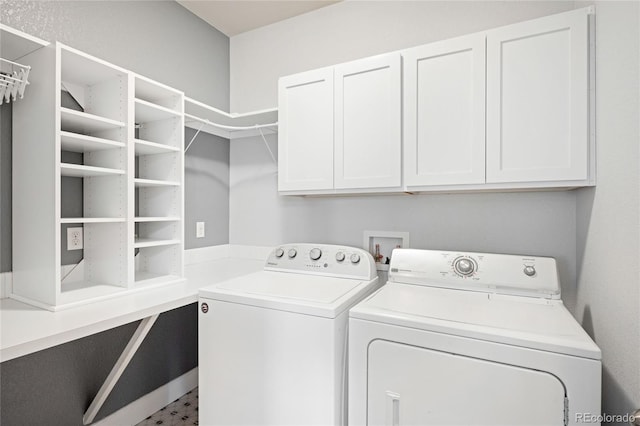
[185,127,230,248]
[0,1,230,423]
[1,0,229,109]
[574,1,640,419]
[228,0,640,420]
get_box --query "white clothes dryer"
[199,243,379,426]
[348,249,601,426]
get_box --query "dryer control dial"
[309,248,322,261]
[335,251,345,262]
[523,265,536,277]
[275,248,284,258]
[288,248,297,258]
[454,257,476,276]
[350,253,361,264]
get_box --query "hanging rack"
[0,57,31,105]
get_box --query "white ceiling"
[177,0,341,37]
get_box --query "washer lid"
[350,283,601,360]
[199,271,377,318]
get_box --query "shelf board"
[134,178,180,188]
[134,238,180,249]
[60,43,127,87]
[134,75,182,109]
[133,272,184,287]
[60,107,126,134]
[134,139,180,155]
[60,131,125,153]
[59,281,126,306]
[0,23,49,62]
[60,163,125,177]
[135,216,180,222]
[135,98,181,123]
[60,217,126,224]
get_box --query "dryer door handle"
[385,391,401,426]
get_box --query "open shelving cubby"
[11,41,133,310]
[132,74,184,288]
[57,43,131,307]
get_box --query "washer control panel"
[265,243,377,280]
[389,249,560,299]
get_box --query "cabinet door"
[278,68,334,191]
[486,8,590,183]
[334,53,401,190]
[403,34,486,187]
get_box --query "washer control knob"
[335,251,346,262]
[310,248,322,261]
[350,253,361,264]
[454,257,475,276]
[288,248,297,258]
[523,265,536,277]
[275,248,284,258]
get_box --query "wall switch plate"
[196,222,205,238]
[67,227,83,251]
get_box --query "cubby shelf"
[134,178,180,188]
[61,131,125,152]
[134,139,180,155]
[60,163,125,177]
[60,217,126,224]
[60,107,126,133]
[133,272,183,286]
[134,238,181,249]
[134,217,180,222]
[135,98,181,123]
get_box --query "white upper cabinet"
[278,68,334,192]
[334,53,402,190]
[278,7,594,195]
[486,8,592,184]
[403,34,486,188]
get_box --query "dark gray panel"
[97,303,198,420]
[0,103,11,272]
[185,128,230,248]
[0,303,198,425]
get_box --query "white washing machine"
[349,249,601,426]
[199,243,379,426]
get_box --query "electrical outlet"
[67,227,83,251]
[196,222,205,238]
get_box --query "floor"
[136,388,198,426]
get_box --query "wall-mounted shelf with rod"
[0,24,49,104]
[184,96,278,140]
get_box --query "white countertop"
[0,246,267,362]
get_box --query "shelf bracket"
[82,314,159,425]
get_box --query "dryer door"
[367,340,566,425]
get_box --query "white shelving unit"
[184,96,278,140]
[132,74,184,288]
[11,41,185,310]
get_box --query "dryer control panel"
[389,249,560,299]
[265,243,377,281]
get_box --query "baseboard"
[93,367,198,426]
